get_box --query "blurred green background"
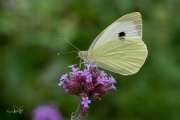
[1,0,180,120]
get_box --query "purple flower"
[100,70,107,77]
[97,76,104,84]
[58,80,64,86]
[81,97,91,108]
[81,69,89,76]
[31,103,63,120]
[110,83,116,90]
[71,68,79,76]
[59,63,116,98]
[58,63,116,117]
[86,74,92,82]
[60,74,68,80]
[85,64,91,70]
[109,75,116,83]
[68,64,76,69]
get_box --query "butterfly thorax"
[78,51,96,65]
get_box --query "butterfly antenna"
[60,35,80,51]
[58,51,78,55]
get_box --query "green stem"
[71,100,82,120]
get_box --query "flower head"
[58,63,116,117]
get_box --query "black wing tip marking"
[118,32,126,39]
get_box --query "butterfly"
[78,12,148,75]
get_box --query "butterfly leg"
[95,66,100,73]
[78,59,82,69]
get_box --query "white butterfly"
[78,12,148,75]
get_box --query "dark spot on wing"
[118,32,126,38]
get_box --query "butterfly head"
[78,51,94,65]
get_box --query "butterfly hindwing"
[89,37,147,75]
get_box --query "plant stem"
[71,100,82,120]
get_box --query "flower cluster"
[58,63,116,117]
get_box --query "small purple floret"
[97,76,104,84]
[109,75,116,83]
[85,64,91,70]
[100,71,107,77]
[60,74,68,80]
[81,69,89,76]
[68,64,76,69]
[110,83,117,90]
[58,81,64,86]
[81,97,91,108]
[86,74,92,82]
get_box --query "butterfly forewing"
[88,12,142,54]
[90,38,147,75]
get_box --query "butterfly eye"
[118,32,126,38]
